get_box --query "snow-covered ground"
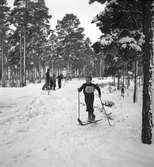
[0,78,154,167]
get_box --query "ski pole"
[99,97,112,126]
[99,97,107,112]
[77,91,82,124]
[78,91,80,118]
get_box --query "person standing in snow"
[78,75,101,121]
[52,73,56,90]
[49,75,53,90]
[42,68,50,90]
[121,84,125,97]
[57,74,63,89]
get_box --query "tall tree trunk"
[117,70,120,90]
[133,57,138,103]
[32,66,34,83]
[141,0,153,144]
[23,0,28,86]
[38,60,41,82]
[1,34,5,87]
[99,59,102,78]
[122,64,125,86]
[152,1,154,127]
[127,70,130,89]
[20,31,23,87]
[23,29,26,86]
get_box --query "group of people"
[42,68,101,122]
[42,68,63,90]
[42,68,103,122]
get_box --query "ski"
[78,119,102,126]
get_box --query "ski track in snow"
[0,78,154,167]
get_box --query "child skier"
[78,75,101,121]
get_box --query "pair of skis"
[77,92,100,126]
[78,118,102,126]
[77,92,113,126]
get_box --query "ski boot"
[88,112,92,122]
[91,113,95,121]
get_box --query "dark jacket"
[46,71,50,83]
[78,82,101,97]
[57,74,63,82]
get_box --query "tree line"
[0,0,97,87]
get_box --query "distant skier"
[42,68,50,90]
[78,75,101,121]
[57,74,63,89]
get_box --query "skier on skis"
[78,75,101,121]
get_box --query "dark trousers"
[121,88,124,97]
[58,81,61,88]
[85,95,94,114]
[42,82,50,90]
[52,82,56,90]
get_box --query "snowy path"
[0,79,154,167]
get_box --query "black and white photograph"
[0,0,154,166]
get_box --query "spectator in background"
[57,74,63,89]
[42,68,50,90]
[52,73,56,90]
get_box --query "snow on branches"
[91,0,118,23]
[119,36,141,51]
[99,32,118,46]
[91,0,144,55]
[89,0,118,5]
[100,34,113,46]
[107,0,118,6]
[119,31,145,52]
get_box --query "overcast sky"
[7,0,104,42]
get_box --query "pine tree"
[27,0,51,82]
[9,0,51,85]
[141,0,153,144]
[55,14,85,75]
[89,0,153,144]
[0,0,10,87]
